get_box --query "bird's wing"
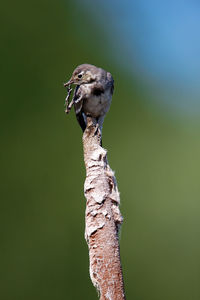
[73,86,86,132]
[106,72,114,95]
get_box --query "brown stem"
[83,117,126,300]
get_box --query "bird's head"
[64,64,98,87]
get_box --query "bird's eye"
[78,74,83,79]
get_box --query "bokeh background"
[1,0,200,299]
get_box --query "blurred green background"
[1,0,200,299]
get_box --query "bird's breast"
[81,86,112,118]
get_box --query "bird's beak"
[64,79,73,87]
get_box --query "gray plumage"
[64,64,114,132]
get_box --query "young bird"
[64,64,114,132]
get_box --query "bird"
[64,64,114,132]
